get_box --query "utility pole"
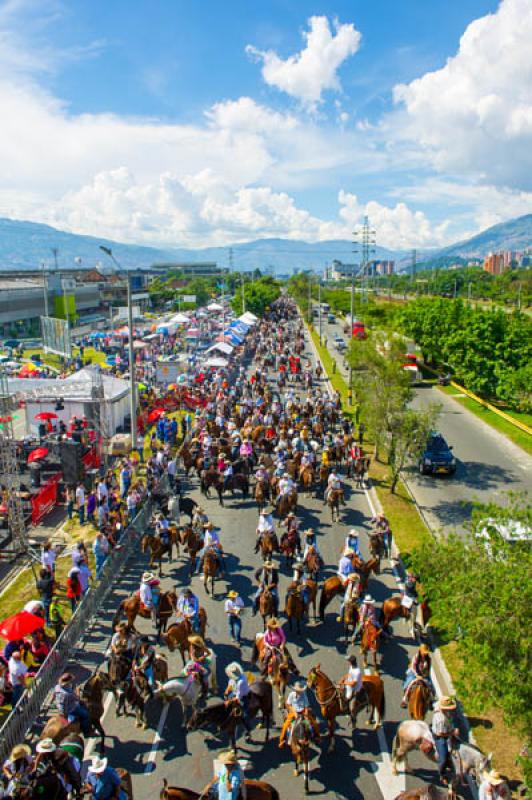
[453,279,457,299]
[41,262,49,317]
[359,215,376,303]
[318,279,322,344]
[307,273,312,322]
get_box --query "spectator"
[97,497,108,529]
[119,463,131,499]
[41,541,57,575]
[75,483,85,526]
[49,596,65,640]
[8,652,28,706]
[72,541,88,569]
[78,560,92,595]
[65,486,75,521]
[93,532,110,579]
[36,568,54,624]
[87,490,97,525]
[66,567,82,612]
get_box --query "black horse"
[188,680,273,749]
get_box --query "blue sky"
[0,0,530,250]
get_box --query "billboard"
[156,361,182,384]
[40,316,72,358]
[54,294,77,322]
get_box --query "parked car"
[419,432,456,475]
[327,313,336,323]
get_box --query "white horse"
[154,674,202,724]
[392,720,438,775]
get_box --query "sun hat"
[188,635,205,647]
[36,738,56,754]
[267,617,280,629]
[347,573,359,581]
[484,770,504,786]
[227,590,239,599]
[419,644,430,655]
[219,750,238,766]
[90,756,108,774]
[304,529,314,538]
[437,696,457,711]
[142,571,155,582]
[348,529,358,537]
[263,560,274,569]
[344,548,355,556]
[225,662,243,679]
[10,744,31,761]
[362,594,374,604]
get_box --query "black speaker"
[29,463,41,488]
[60,441,84,484]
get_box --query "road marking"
[144,704,169,774]
[85,690,114,759]
[363,666,406,796]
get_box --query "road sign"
[181,295,196,303]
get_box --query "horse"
[303,550,323,581]
[255,479,269,510]
[141,534,172,576]
[394,786,457,800]
[153,672,203,726]
[179,526,202,576]
[252,635,298,709]
[187,698,246,751]
[161,779,280,800]
[277,490,297,519]
[161,610,208,665]
[203,548,220,596]
[318,464,330,494]
[318,558,379,619]
[258,587,276,631]
[112,590,177,636]
[280,529,300,569]
[299,466,314,497]
[40,669,114,749]
[289,715,312,793]
[200,469,224,505]
[368,532,384,573]
[326,488,342,522]
[383,596,430,640]
[285,580,317,633]
[408,680,433,721]
[306,665,384,753]
[224,473,250,499]
[360,620,382,671]
[391,720,438,775]
[342,598,359,643]
[258,531,279,562]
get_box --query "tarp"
[207,302,223,312]
[205,357,229,368]
[169,313,190,324]
[223,331,243,345]
[206,342,234,355]
[230,321,249,334]
[238,312,258,326]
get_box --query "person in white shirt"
[224,590,244,643]
[41,542,57,575]
[75,483,85,525]
[8,652,28,705]
[339,655,365,706]
[97,481,108,502]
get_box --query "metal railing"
[0,497,157,761]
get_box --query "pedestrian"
[75,482,85,526]
[41,541,57,575]
[431,696,459,785]
[66,567,82,612]
[224,590,244,644]
[49,595,65,639]
[36,568,54,624]
[8,652,28,706]
[65,486,75,521]
[93,531,110,579]
[86,490,97,525]
[78,559,92,595]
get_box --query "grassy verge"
[20,346,107,371]
[436,384,532,455]
[307,325,354,421]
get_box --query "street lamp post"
[99,246,137,450]
[318,279,322,344]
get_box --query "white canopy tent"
[205,356,229,368]
[169,312,191,325]
[238,312,258,326]
[207,302,223,312]
[206,342,234,355]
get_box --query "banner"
[40,315,72,358]
[156,361,181,384]
[31,474,60,525]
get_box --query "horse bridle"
[307,670,341,707]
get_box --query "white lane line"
[143,704,169,774]
[363,666,406,796]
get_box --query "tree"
[412,494,532,733]
[230,277,280,317]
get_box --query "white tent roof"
[239,312,258,325]
[206,342,234,355]
[207,302,223,312]
[205,356,229,368]
[169,313,190,324]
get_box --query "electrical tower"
[353,215,376,302]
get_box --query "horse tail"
[269,788,280,800]
[318,587,328,621]
[378,684,385,720]
[251,640,259,664]
[111,601,124,629]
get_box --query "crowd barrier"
[0,492,159,762]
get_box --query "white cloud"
[246,16,361,108]
[392,0,532,190]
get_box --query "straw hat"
[267,617,281,629]
[304,529,314,538]
[90,756,108,774]
[36,738,56,754]
[286,511,295,517]
[263,560,274,569]
[227,590,239,599]
[142,572,155,583]
[344,548,355,557]
[225,662,243,679]
[188,635,205,647]
[437,696,457,711]
[348,529,358,537]
[196,506,205,514]
[347,573,359,581]
[203,521,215,529]
[484,770,504,786]
[219,751,238,766]
[362,594,374,604]
[10,744,31,761]
[419,644,430,655]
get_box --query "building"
[327,260,358,282]
[151,262,225,277]
[483,252,507,275]
[367,260,395,276]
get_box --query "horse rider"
[224,662,252,741]
[139,571,160,624]
[183,634,210,695]
[154,513,170,546]
[287,562,311,608]
[431,696,459,786]
[192,505,208,534]
[85,756,128,800]
[222,461,233,492]
[53,673,91,737]
[302,528,321,561]
[277,471,295,503]
[401,643,435,707]
[353,594,381,641]
[337,572,361,625]
[254,507,275,553]
[280,511,301,556]
[372,512,392,557]
[338,655,367,711]
[176,587,201,633]
[279,680,320,748]
[196,521,227,575]
[2,744,33,795]
[110,621,137,659]
[337,547,355,586]
[132,637,156,693]
[252,560,279,616]
[33,737,81,797]
[261,617,286,675]
[343,529,362,558]
[325,469,345,505]
[478,770,511,800]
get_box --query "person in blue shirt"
[344,529,362,559]
[176,588,200,632]
[85,757,127,800]
[203,750,243,800]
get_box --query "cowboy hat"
[219,750,238,766]
[225,662,243,679]
[188,635,205,647]
[484,770,504,786]
[142,571,155,582]
[267,617,281,629]
[348,528,359,537]
[59,672,74,685]
[294,681,307,693]
[437,696,457,711]
[10,744,31,761]
[419,644,430,655]
[203,521,215,528]
[36,738,56,754]
[263,560,274,569]
[362,594,374,604]
[90,756,108,774]
[227,590,239,599]
[347,573,359,581]
[195,506,205,513]
[286,511,295,517]
[344,547,355,556]
[304,529,314,538]
[293,561,304,571]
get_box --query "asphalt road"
[322,316,532,536]
[54,320,469,800]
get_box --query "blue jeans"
[68,703,90,736]
[78,505,85,525]
[434,735,453,776]
[95,553,107,579]
[11,684,24,707]
[228,614,242,642]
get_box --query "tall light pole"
[41,262,49,317]
[318,278,322,344]
[99,246,137,450]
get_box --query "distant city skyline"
[0,0,531,251]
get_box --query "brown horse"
[200,469,224,505]
[161,779,280,800]
[280,529,300,569]
[299,465,314,497]
[368,532,384,573]
[394,785,457,800]
[141,535,172,576]
[41,669,114,749]
[258,587,276,631]
[285,579,317,633]
[161,610,208,664]
[277,490,297,518]
[360,620,382,671]
[259,531,279,562]
[112,590,177,635]
[252,635,297,709]
[179,525,202,576]
[318,463,329,492]
[326,488,343,522]
[318,558,379,619]
[342,598,359,643]
[288,715,313,792]
[203,548,219,596]
[306,665,385,753]
[255,479,269,510]
[383,596,418,640]
[408,680,433,721]
[303,549,323,581]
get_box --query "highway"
[322,315,532,536]
[54,319,459,800]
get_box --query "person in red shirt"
[66,567,82,612]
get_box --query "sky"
[0,0,531,251]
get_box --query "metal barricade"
[0,498,155,761]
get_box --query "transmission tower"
[353,215,376,303]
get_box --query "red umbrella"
[27,447,49,463]
[0,611,44,640]
[147,408,165,423]
[35,412,58,421]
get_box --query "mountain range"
[0,214,531,275]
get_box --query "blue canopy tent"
[224,331,243,345]
[89,331,106,339]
